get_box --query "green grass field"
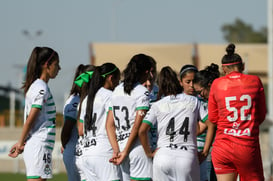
[0,172,67,181]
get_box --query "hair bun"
[226,43,235,55]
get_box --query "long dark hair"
[123,54,153,95]
[85,63,120,134]
[22,47,59,95]
[158,66,182,98]
[193,63,220,88]
[221,43,243,72]
[77,65,96,122]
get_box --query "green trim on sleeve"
[48,132,56,136]
[201,114,208,123]
[142,120,153,127]
[27,176,40,179]
[79,119,84,123]
[47,96,53,100]
[136,106,149,110]
[130,177,151,180]
[64,116,77,122]
[109,107,112,111]
[32,104,42,109]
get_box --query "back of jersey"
[145,93,200,151]
[209,72,266,146]
[110,83,150,151]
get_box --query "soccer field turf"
[0,172,67,181]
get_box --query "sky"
[0,0,268,112]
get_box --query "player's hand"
[109,151,120,164]
[61,146,64,154]
[147,147,159,158]
[8,143,19,158]
[113,151,127,165]
[8,143,24,158]
[198,151,207,164]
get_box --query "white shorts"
[120,145,152,180]
[23,138,54,179]
[63,149,81,181]
[82,154,121,181]
[153,148,200,181]
[75,155,86,181]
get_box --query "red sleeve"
[256,78,266,124]
[208,80,219,124]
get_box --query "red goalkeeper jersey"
[208,71,266,146]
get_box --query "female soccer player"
[193,63,220,181]
[80,63,121,181]
[61,64,93,181]
[9,47,61,181]
[208,43,266,181]
[179,64,211,181]
[139,66,200,181]
[106,54,153,181]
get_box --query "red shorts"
[211,139,264,181]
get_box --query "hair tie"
[102,67,117,78]
[74,71,94,87]
[222,61,241,66]
[180,67,198,77]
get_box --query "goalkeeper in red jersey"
[207,43,266,181]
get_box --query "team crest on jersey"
[44,164,51,175]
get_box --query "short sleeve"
[64,101,78,122]
[31,88,47,109]
[136,90,150,111]
[143,104,157,127]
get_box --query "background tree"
[221,18,267,43]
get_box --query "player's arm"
[61,117,76,148]
[202,119,216,157]
[106,110,120,160]
[10,107,40,157]
[197,121,207,136]
[117,109,147,164]
[139,121,153,158]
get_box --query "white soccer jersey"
[110,83,150,151]
[143,93,200,151]
[80,87,113,156]
[63,94,80,154]
[24,79,56,150]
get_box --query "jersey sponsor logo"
[72,102,78,108]
[144,91,150,96]
[224,128,250,137]
[84,138,97,148]
[167,143,188,150]
[117,132,130,142]
[34,90,45,102]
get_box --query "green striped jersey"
[24,79,56,150]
